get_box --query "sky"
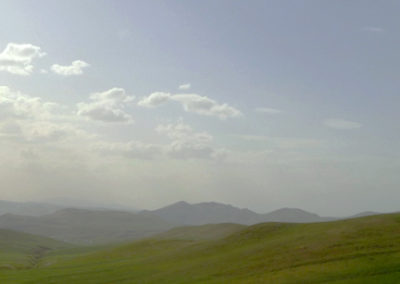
[0,0,399,216]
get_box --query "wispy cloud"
[95,121,225,160]
[323,119,362,130]
[362,26,385,33]
[255,107,282,114]
[178,83,191,90]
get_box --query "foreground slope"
[0,229,72,269]
[154,223,246,241]
[1,213,400,283]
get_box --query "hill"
[149,201,332,225]
[262,207,335,223]
[0,208,174,245]
[0,213,399,283]
[154,223,246,241]
[346,211,381,219]
[0,229,73,269]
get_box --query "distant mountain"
[0,200,62,216]
[148,201,263,225]
[149,201,332,225]
[0,208,174,244]
[262,208,335,223]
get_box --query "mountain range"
[0,208,173,244]
[0,200,382,244]
[147,201,335,225]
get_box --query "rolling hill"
[0,213,399,283]
[154,223,246,241]
[0,229,73,269]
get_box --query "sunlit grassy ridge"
[0,213,399,283]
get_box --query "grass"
[154,223,246,241]
[0,229,73,269]
[0,213,399,283]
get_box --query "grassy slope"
[0,214,400,283]
[154,223,246,241]
[0,229,73,269]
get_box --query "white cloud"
[323,119,362,130]
[255,107,282,114]
[51,60,89,76]
[137,92,171,108]
[0,43,46,75]
[138,92,242,119]
[178,83,191,90]
[77,88,134,123]
[171,94,242,119]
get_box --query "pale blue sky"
[0,1,399,215]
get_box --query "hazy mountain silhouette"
[0,200,62,216]
[0,200,385,245]
[149,201,334,225]
[0,208,173,244]
[262,208,335,223]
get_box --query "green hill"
[0,229,73,270]
[0,214,399,283]
[154,223,246,241]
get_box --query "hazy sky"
[0,0,399,215]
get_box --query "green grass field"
[0,213,399,283]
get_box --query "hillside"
[0,229,73,269]
[262,207,335,222]
[0,213,399,283]
[0,208,174,244]
[154,223,246,241]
